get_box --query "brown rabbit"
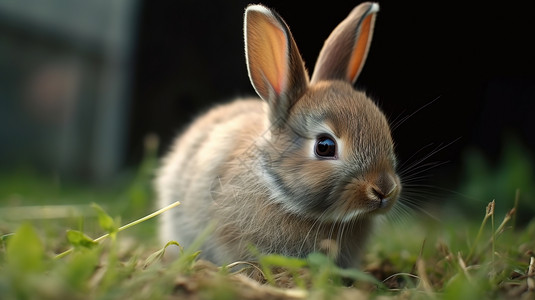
[156,2,400,268]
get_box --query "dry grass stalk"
[528,257,535,291]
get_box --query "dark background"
[1,0,533,200]
[128,1,535,192]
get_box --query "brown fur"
[156,2,398,268]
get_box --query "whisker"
[398,142,437,171]
[397,197,442,222]
[402,183,479,204]
[400,160,450,176]
[388,203,412,225]
[398,137,461,178]
[337,218,348,260]
[391,95,442,132]
[388,108,407,130]
[313,210,334,253]
[303,210,326,254]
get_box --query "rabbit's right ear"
[311,2,379,84]
[244,5,309,125]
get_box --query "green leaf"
[259,254,308,269]
[1,233,14,248]
[172,249,202,273]
[91,203,118,235]
[443,273,485,300]
[144,241,182,268]
[258,253,309,288]
[60,247,100,291]
[6,223,45,272]
[306,252,385,288]
[307,252,336,270]
[66,230,98,249]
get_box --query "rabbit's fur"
[157,2,400,268]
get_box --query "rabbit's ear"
[311,2,379,84]
[245,5,309,124]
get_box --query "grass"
[1,140,534,299]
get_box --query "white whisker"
[391,95,442,132]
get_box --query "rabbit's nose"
[370,172,398,201]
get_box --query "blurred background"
[1,1,534,221]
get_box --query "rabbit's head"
[244,3,400,221]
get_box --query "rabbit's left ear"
[311,2,379,84]
[245,5,309,125]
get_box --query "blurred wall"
[0,0,139,179]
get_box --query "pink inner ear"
[265,23,287,95]
[247,10,288,98]
[347,13,373,82]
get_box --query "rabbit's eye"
[315,136,337,158]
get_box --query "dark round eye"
[315,136,337,158]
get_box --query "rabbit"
[156,2,400,269]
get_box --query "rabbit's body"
[157,3,400,268]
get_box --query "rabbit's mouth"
[321,172,401,222]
